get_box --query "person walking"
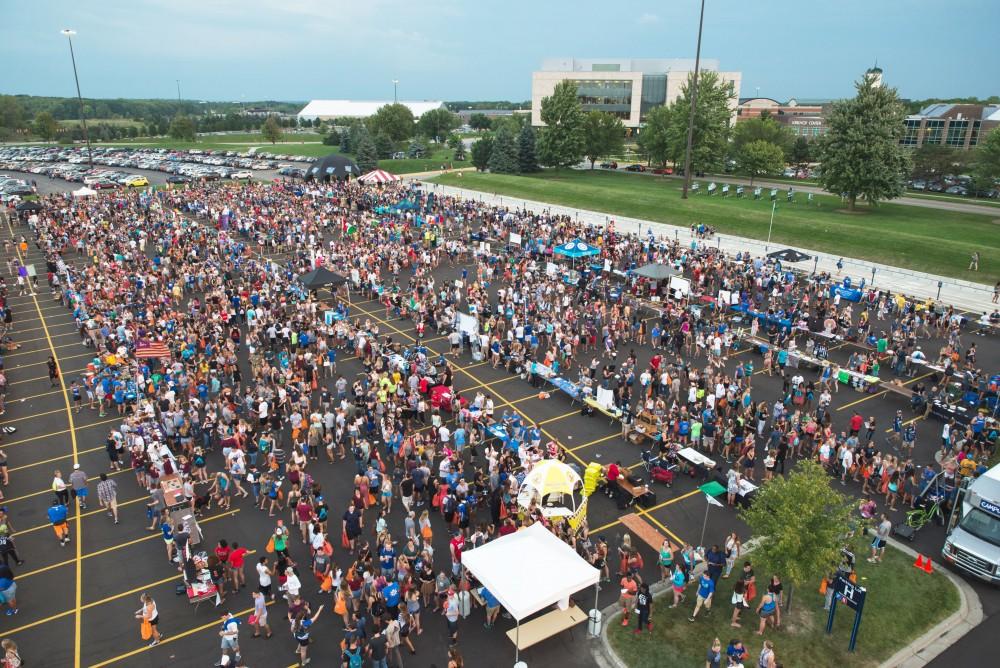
[52,470,69,507]
[250,590,271,638]
[0,531,23,568]
[633,582,652,634]
[46,356,59,388]
[215,612,242,667]
[135,593,163,646]
[689,571,715,622]
[47,498,70,546]
[1,639,21,667]
[292,604,323,666]
[0,561,18,616]
[69,464,89,511]
[97,473,119,524]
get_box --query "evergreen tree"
[789,137,812,172]
[322,129,340,146]
[471,136,494,171]
[407,139,427,158]
[453,141,466,161]
[355,133,378,173]
[373,133,394,159]
[536,80,585,168]
[517,123,539,173]
[339,125,352,153]
[488,124,519,173]
[817,71,910,209]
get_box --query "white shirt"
[257,562,271,586]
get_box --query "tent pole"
[516,619,520,664]
[592,582,600,637]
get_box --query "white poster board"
[718,289,731,305]
[595,387,615,409]
[546,262,558,276]
[669,276,690,298]
[509,232,522,246]
[457,313,479,337]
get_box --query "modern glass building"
[900,103,1000,150]
[531,58,741,128]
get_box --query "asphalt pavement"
[0,182,996,668]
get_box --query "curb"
[587,538,979,668]
[878,538,983,668]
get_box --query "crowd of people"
[0,174,995,667]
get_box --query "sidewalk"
[424,182,998,315]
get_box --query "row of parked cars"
[907,176,999,198]
[598,161,675,174]
[0,146,316,188]
[0,176,34,202]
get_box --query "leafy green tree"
[348,121,368,154]
[737,139,786,185]
[817,72,910,209]
[417,108,459,142]
[0,127,12,143]
[0,96,26,131]
[731,115,794,156]
[910,143,958,181]
[373,133,394,159]
[518,123,539,173]
[453,141,466,161]
[664,70,735,174]
[33,111,60,141]
[488,124,519,173]
[407,139,427,158]
[354,133,378,173]
[446,133,462,150]
[168,114,196,141]
[261,115,283,144]
[468,113,492,131]
[972,127,1000,190]
[637,106,673,166]
[581,111,625,169]
[471,135,494,171]
[536,80,585,168]
[322,129,340,146]
[741,460,856,611]
[789,136,812,171]
[366,103,415,144]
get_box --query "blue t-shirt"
[697,575,715,598]
[383,581,400,607]
[48,504,68,524]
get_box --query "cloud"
[637,12,660,25]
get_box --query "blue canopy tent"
[553,240,600,266]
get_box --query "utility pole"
[680,0,706,199]
[61,29,94,171]
[393,80,399,104]
[176,79,182,103]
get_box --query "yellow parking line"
[591,489,702,534]
[0,415,122,450]
[2,340,82,358]
[836,372,934,411]
[13,496,146,536]
[539,409,581,426]
[7,444,105,472]
[2,467,130,506]
[568,433,620,452]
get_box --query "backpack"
[346,647,362,668]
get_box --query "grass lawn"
[608,536,959,668]
[429,170,1000,282]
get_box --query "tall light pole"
[176,79,182,103]
[60,29,93,171]
[680,0,706,199]
[392,79,399,104]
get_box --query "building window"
[901,119,920,146]
[970,120,982,146]
[946,120,968,147]
[924,119,944,145]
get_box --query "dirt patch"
[834,209,870,215]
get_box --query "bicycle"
[906,494,943,530]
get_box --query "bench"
[620,513,677,553]
[880,380,914,400]
[506,604,588,651]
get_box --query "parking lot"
[1,175,998,668]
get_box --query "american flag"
[135,339,171,359]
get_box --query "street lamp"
[680,0,706,199]
[60,29,94,170]
[392,80,399,104]
[176,79,182,103]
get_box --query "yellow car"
[125,175,149,187]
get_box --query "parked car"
[624,164,645,172]
[124,175,149,187]
[165,175,191,184]
[782,167,797,177]
[91,180,119,190]
[230,170,252,179]
[652,167,674,175]
[910,179,927,191]
[599,161,618,169]
[945,185,968,195]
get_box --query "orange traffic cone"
[923,557,934,574]
[913,554,925,570]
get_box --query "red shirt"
[215,545,231,564]
[229,546,248,568]
[850,415,863,432]
[607,463,621,482]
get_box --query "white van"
[943,464,1000,584]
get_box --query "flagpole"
[766,200,776,250]
[700,494,710,549]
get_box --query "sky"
[4,0,998,105]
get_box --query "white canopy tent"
[461,522,600,663]
[71,186,97,198]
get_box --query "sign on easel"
[825,575,866,652]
